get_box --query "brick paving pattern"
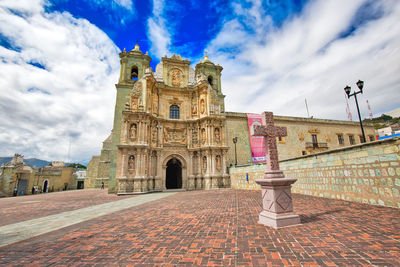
[0,189,133,226]
[0,189,399,266]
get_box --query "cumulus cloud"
[0,0,120,163]
[207,0,400,120]
[146,0,171,58]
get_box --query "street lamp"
[344,80,366,143]
[232,137,238,166]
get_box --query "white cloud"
[114,0,133,10]
[0,0,120,163]
[146,0,171,58]
[206,0,400,120]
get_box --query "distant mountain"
[24,158,52,168]
[0,157,12,166]
[0,157,51,168]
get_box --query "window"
[169,105,180,119]
[208,75,213,86]
[311,134,318,147]
[337,134,344,145]
[302,151,307,155]
[131,66,138,80]
[359,136,365,143]
[369,135,375,142]
[349,135,355,145]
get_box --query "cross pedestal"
[253,112,301,229]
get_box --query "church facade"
[107,45,229,194]
[86,44,376,194]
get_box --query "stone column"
[121,150,127,178]
[221,150,229,188]
[122,120,128,144]
[188,152,195,190]
[204,151,211,189]
[154,151,162,191]
[134,149,141,192]
[117,149,128,194]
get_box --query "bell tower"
[108,44,152,193]
[195,54,223,93]
[118,44,151,83]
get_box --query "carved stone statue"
[128,155,135,172]
[130,124,137,139]
[151,127,157,142]
[202,156,207,171]
[216,155,221,170]
[200,99,206,114]
[214,128,220,143]
[192,103,197,115]
[201,128,206,144]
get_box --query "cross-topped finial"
[253,112,287,176]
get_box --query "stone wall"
[229,138,400,208]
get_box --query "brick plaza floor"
[0,189,399,266]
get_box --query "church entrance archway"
[166,158,182,189]
[43,180,48,193]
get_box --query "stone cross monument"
[253,111,301,229]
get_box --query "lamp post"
[344,80,366,143]
[232,137,238,166]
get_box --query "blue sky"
[0,0,399,164]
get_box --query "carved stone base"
[256,177,301,229]
[259,210,300,229]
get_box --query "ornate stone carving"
[128,155,135,173]
[171,69,182,86]
[192,103,197,115]
[151,127,157,142]
[130,124,137,140]
[201,128,206,144]
[214,128,220,143]
[130,97,138,111]
[163,127,187,144]
[202,156,207,172]
[325,134,331,142]
[163,127,169,142]
[192,128,198,144]
[298,132,304,141]
[200,98,206,114]
[216,155,221,171]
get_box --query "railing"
[305,142,328,148]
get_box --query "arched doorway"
[166,158,182,189]
[43,180,48,193]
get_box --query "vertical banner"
[246,113,266,163]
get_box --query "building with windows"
[225,113,375,165]
[0,154,80,197]
[87,44,375,193]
